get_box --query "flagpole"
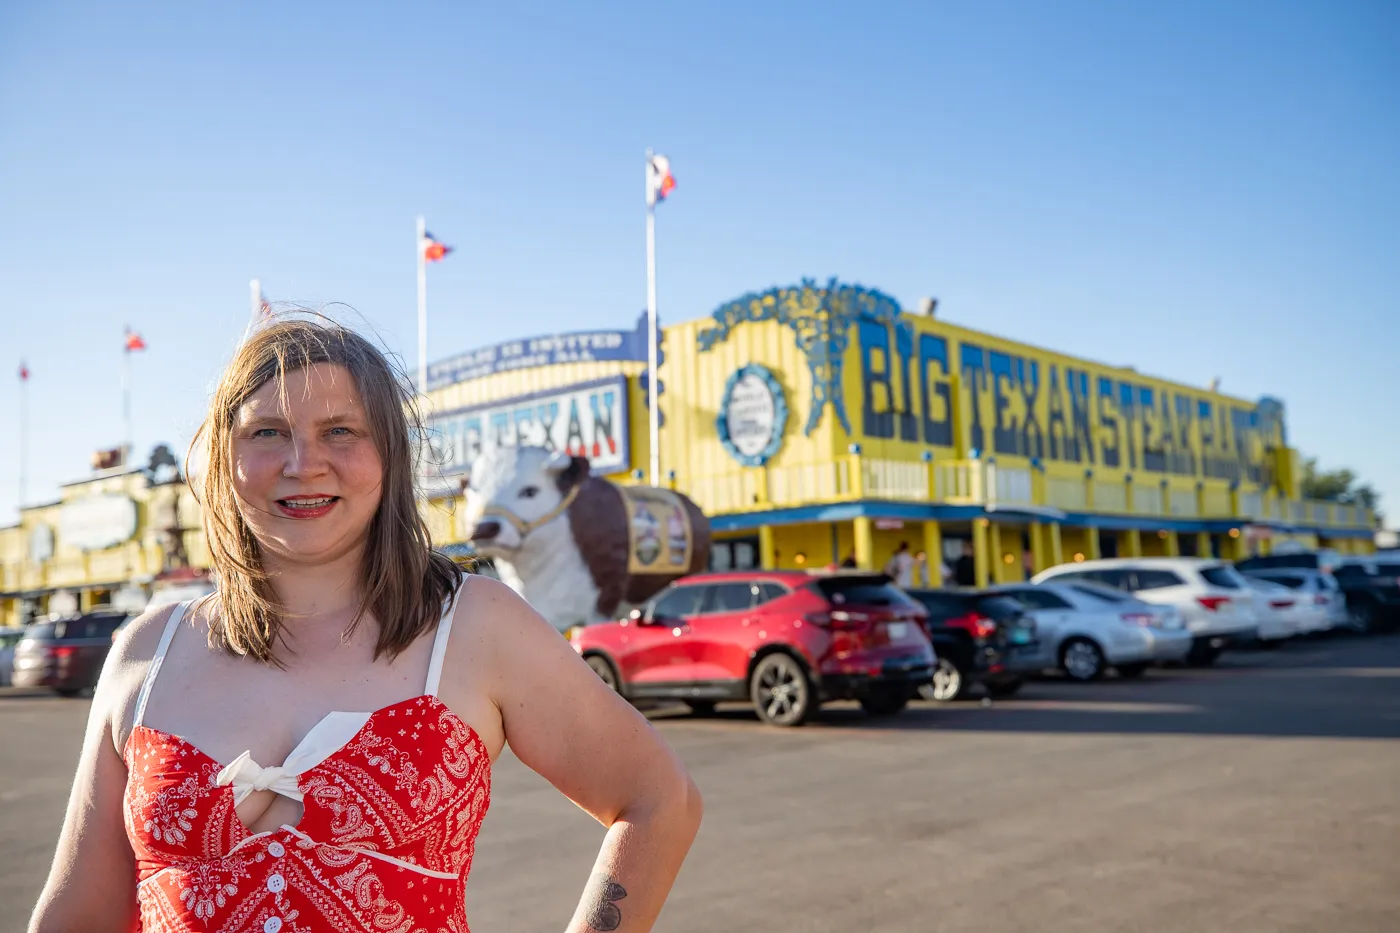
[242,279,262,343]
[645,151,660,487]
[121,338,132,468]
[416,215,428,394]
[18,366,27,507]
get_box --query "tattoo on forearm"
[582,874,628,931]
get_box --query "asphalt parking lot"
[4,633,1399,931]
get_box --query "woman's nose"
[283,434,330,477]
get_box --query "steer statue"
[462,445,711,632]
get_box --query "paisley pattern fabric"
[123,595,491,932]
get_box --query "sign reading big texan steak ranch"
[431,376,630,476]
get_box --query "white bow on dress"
[215,751,305,806]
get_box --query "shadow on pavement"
[651,633,1400,741]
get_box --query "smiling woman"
[28,316,702,933]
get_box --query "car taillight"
[1269,599,1295,609]
[1197,596,1231,611]
[805,611,869,632]
[49,645,78,659]
[1120,612,1155,627]
[944,612,996,640]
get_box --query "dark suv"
[904,589,1039,701]
[11,611,128,696]
[572,571,935,727]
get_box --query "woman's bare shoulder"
[101,602,187,754]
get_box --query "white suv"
[1032,558,1260,665]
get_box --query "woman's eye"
[519,485,539,499]
[253,428,281,438]
[328,426,353,437]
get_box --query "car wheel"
[1257,637,1285,650]
[1186,644,1221,666]
[920,657,965,702]
[585,654,621,693]
[1060,638,1105,682]
[684,700,717,716]
[983,677,1024,699]
[1348,603,1375,635]
[55,687,84,698]
[859,688,909,717]
[749,653,814,727]
[1116,662,1149,679]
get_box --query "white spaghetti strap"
[131,601,189,729]
[424,582,465,698]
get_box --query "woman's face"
[231,363,384,568]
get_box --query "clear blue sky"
[2,0,1397,524]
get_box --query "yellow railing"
[678,459,1374,530]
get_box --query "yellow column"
[973,518,990,588]
[1029,521,1047,575]
[1258,535,1273,556]
[921,521,943,588]
[1196,531,1212,558]
[853,517,874,570]
[988,522,1005,583]
[1228,530,1248,560]
[758,525,777,569]
[1124,528,1143,557]
[1087,526,1103,560]
[1048,522,1064,567]
[1164,530,1180,557]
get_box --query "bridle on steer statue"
[478,483,582,547]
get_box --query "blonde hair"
[189,317,459,664]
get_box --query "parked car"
[1242,577,1306,645]
[0,626,27,687]
[1239,568,1344,635]
[1330,559,1400,633]
[1236,549,1344,574]
[993,581,1192,680]
[1032,558,1259,665]
[11,611,129,696]
[903,589,1038,700]
[571,571,935,727]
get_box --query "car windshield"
[813,576,920,609]
[1065,582,1132,603]
[1199,565,1244,589]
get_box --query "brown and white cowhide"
[462,445,711,632]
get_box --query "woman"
[29,319,702,932]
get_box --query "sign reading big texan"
[431,376,630,476]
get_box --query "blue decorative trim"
[716,364,789,467]
[697,279,904,437]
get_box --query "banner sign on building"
[426,314,653,391]
[431,376,631,476]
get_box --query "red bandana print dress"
[123,594,491,932]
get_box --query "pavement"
[3,633,1399,931]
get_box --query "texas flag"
[422,231,453,263]
[125,328,147,352]
[647,153,676,205]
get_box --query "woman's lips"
[275,496,340,519]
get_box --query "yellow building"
[0,451,209,628]
[420,280,1376,584]
[3,285,1375,623]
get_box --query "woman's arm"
[28,607,170,933]
[465,577,703,932]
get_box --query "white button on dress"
[266,873,286,894]
[267,841,285,858]
[263,917,283,933]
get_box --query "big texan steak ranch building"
[421,279,1376,587]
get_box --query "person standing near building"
[29,318,702,933]
[884,541,915,587]
[953,540,977,587]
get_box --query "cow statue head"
[462,445,591,554]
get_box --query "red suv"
[571,571,935,727]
